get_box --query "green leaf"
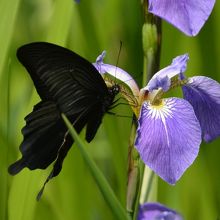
[0,0,21,79]
[46,0,73,45]
[8,171,42,220]
[62,114,130,220]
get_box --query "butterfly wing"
[9,42,119,199]
[10,42,110,174]
[16,42,109,116]
[8,101,67,174]
[17,42,112,143]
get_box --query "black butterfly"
[8,42,120,196]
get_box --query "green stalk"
[139,168,155,203]
[0,0,21,80]
[138,0,162,207]
[126,117,140,214]
[46,0,73,44]
[126,1,162,219]
[62,114,130,220]
[142,0,161,83]
[1,60,11,220]
[132,161,145,220]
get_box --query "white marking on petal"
[144,99,176,147]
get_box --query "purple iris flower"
[136,54,220,184]
[138,203,183,220]
[94,52,220,185]
[148,0,215,36]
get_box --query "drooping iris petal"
[182,76,220,142]
[135,98,201,184]
[93,51,140,98]
[148,0,215,36]
[138,203,183,220]
[143,54,189,92]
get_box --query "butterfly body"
[8,42,119,181]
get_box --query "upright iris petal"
[93,51,140,98]
[144,54,189,92]
[135,98,201,184]
[148,0,215,36]
[138,203,183,220]
[182,76,220,142]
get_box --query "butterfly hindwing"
[9,101,65,174]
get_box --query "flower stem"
[132,161,145,220]
[126,1,162,219]
[126,113,147,219]
[142,0,161,84]
[140,168,155,203]
[126,116,139,214]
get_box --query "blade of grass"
[8,171,42,220]
[62,114,130,220]
[46,0,73,45]
[0,0,21,79]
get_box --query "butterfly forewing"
[17,42,109,115]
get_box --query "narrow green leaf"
[0,0,21,79]
[46,0,73,45]
[8,171,42,220]
[62,114,130,220]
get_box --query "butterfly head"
[108,84,120,96]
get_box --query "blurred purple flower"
[148,0,215,36]
[94,52,220,184]
[138,203,183,220]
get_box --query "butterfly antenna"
[121,71,143,86]
[114,41,122,83]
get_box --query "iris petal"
[135,98,201,184]
[143,54,189,92]
[138,203,183,220]
[182,76,220,142]
[93,52,140,97]
[148,0,215,36]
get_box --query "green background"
[0,0,219,219]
